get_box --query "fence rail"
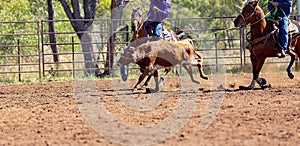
[0,17,299,81]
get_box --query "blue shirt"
[268,0,292,17]
[146,0,171,22]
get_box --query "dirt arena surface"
[0,73,299,145]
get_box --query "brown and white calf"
[117,40,208,93]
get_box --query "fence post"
[37,21,41,80]
[125,25,129,76]
[41,20,45,77]
[215,33,218,73]
[72,36,75,78]
[239,27,245,72]
[17,39,21,82]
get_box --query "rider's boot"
[276,49,286,58]
[277,44,286,58]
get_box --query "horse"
[233,1,300,90]
[121,7,198,89]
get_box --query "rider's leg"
[152,22,162,41]
[277,17,289,57]
[144,21,153,37]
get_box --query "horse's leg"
[286,51,295,79]
[182,64,199,84]
[248,55,266,89]
[120,66,128,81]
[146,70,160,93]
[158,68,171,85]
[153,70,159,91]
[133,69,150,91]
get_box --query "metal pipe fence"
[0,17,299,81]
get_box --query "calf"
[117,40,208,93]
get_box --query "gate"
[0,17,299,81]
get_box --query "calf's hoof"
[192,80,200,84]
[201,76,209,80]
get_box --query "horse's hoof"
[121,74,128,81]
[259,78,267,86]
[288,73,294,79]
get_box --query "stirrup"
[276,51,286,58]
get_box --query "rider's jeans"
[279,17,289,52]
[144,21,162,38]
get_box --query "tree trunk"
[59,0,99,75]
[102,0,128,76]
[78,31,97,74]
[47,0,59,63]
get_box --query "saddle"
[247,19,300,57]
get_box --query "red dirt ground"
[0,73,299,145]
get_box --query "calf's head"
[117,46,136,66]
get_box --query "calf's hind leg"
[182,64,200,83]
[197,64,208,80]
